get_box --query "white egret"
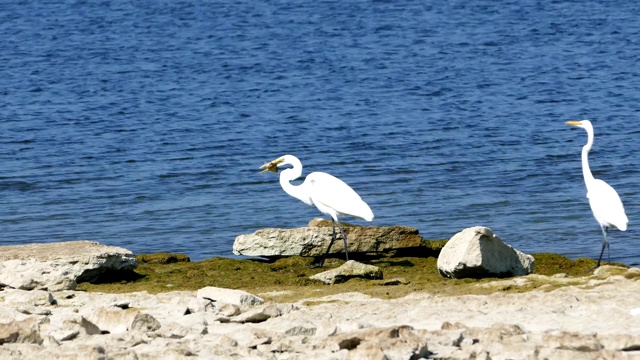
[566,120,628,267]
[260,155,374,267]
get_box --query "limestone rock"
[197,286,265,306]
[82,308,159,334]
[310,260,383,285]
[0,241,137,291]
[230,303,297,324]
[45,313,101,342]
[233,219,427,258]
[437,226,534,278]
[323,325,430,360]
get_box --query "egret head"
[259,156,285,173]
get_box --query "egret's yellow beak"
[566,121,581,127]
[259,157,284,173]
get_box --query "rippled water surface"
[1,0,639,265]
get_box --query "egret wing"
[305,172,373,221]
[587,179,628,230]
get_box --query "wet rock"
[310,260,383,285]
[0,241,137,291]
[437,226,534,278]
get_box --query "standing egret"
[260,155,374,267]
[566,120,628,267]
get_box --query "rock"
[197,286,265,306]
[0,316,42,345]
[45,313,102,342]
[82,308,159,334]
[130,313,162,332]
[232,219,428,258]
[310,260,383,285]
[0,241,137,291]
[230,303,297,324]
[323,325,430,360]
[2,289,55,307]
[437,226,534,278]
[0,247,638,359]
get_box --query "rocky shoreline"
[1,233,639,359]
[1,267,640,359]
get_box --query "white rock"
[0,316,42,345]
[0,241,137,291]
[2,289,55,306]
[82,307,159,334]
[197,286,264,306]
[437,226,534,278]
[44,313,101,342]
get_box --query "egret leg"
[595,226,609,268]
[336,221,349,261]
[312,219,349,268]
[312,219,338,268]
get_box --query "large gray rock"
[0,241,137,291]
[233,218,427,258]
[437,226,534,278]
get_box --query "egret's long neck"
[581,129,595,185]
[279,158,312,205]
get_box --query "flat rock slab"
[310,260,384,285]
[0,241,137,291]
[233,218,428,258]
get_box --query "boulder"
[437,226,534,278]
[310,260,383,285]
[233,218,428,258]
[0,241,137,291]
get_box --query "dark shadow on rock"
[438,267,512,279]
[370,259,416,268]
[80,269,147,284]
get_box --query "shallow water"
[1,0,639,265]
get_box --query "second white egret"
[566,120,628,267]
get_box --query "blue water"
[1,1,639,266]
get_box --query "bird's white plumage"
[587,179,628,231]
[270,154,373,222]
[260,154,374,267]
[566,119,628,266]
[306,171,374,222]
